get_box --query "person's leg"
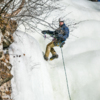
[45,41,55,58]
[51,48,56,55]
[50,41,59,60]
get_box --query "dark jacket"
[48,24,69,41]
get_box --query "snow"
[9,31,54,100]
[9,0,100,100]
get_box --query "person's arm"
[42,30,55,35]
[62,27,69,40]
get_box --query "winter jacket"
[48,23,69,41]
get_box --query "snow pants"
[45,41,57,58]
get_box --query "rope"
[61,48,72,100]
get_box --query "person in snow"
[42,18,69,61]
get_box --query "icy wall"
[10,0,100,100]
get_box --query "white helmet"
[59,17,64,22]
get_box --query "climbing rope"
[36,28,72,100]
[61,48,72,100]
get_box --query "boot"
[44,55,48,61]
[50,54,58,61]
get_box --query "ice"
[9,31,54,100]
[10,0,100,100]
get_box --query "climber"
[42,18,69,61]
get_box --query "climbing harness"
[59,41,65,47]
[61,48,72,100]
[53,41,65,47]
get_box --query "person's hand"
[41,30,49,34]
[42,31,46,34]
[60,37,65,41]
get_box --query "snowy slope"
[10,0,100,100]
[9,31,54,100]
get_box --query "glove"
[41,30,49,34]
[60,37,65,41]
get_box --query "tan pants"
[45,41,57,58]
